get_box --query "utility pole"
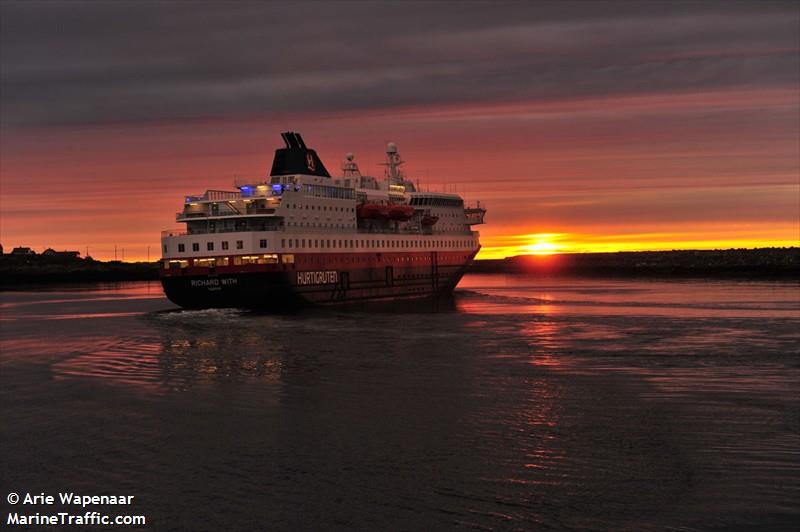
[147,246,150,262]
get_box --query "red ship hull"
[160,250,478,309]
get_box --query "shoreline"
[0,248,796,287]
[470,247,799,280]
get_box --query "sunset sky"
[1,1,798,260]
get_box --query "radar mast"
[383,142,405,187]
[342,152,361,177]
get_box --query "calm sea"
[1,275,798,531]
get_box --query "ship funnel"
[270,131,331,178]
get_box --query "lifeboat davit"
[388,205,415,221]
[357,203,391,219]
[421,215,439,226]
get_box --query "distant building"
[42,248,80,258]
[10,247,35,255]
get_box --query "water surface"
[1,276,798,530]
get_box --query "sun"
[524,241,559,255]
[522,234,562,255]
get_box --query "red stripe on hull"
[161,251,478,277]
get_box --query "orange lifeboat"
[388,205,415,221]
[421,215,439,226]
[357,203,390,219]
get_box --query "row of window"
[304,184,355,200]
[167,238,474,254]
[409,197,464,207]
[164,254,294,269]
[286,221,356,228]
[165,252,473,270]
[171,239,266,254]
[284,203,354,213]
[280,238,473,249]
[298,254,471,264]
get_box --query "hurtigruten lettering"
[297,271,338,285]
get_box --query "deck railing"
[184,190,243,202]
[162,226,477,238]
[176,208,275,221]
[233,178,270,188]
[162,226,285,237]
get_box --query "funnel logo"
[306,153,316,172]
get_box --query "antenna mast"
[382,142,405,186]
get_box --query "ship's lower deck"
[160,250,478,309]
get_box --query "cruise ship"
[160,132,485,308]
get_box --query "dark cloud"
[1,0,798,125]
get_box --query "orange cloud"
[1,88,797,261]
